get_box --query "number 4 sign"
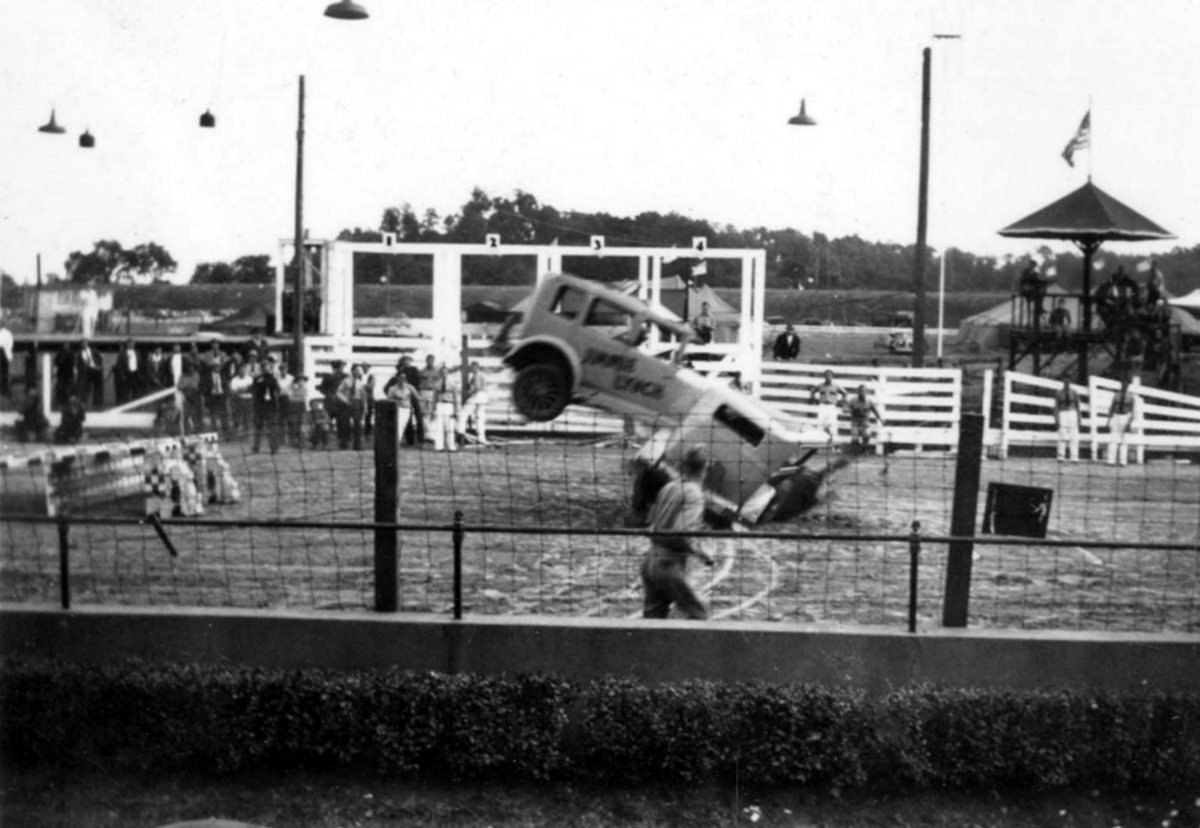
[692,237,708,255]
[590,235,605,252]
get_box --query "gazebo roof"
[998,180,1174,243]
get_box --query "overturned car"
[496,273,838,524]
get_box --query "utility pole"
[911,48,931,368]
[292,75,306,376]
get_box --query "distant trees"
[64,240,177,284]
[190,255,274,284]
[332,187,1200,295]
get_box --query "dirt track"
[2,435,1197,632]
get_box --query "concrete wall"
[3,605,1198,694]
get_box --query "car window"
[550,285,587,320]
[714,403,765,447]
[585,298,630,327]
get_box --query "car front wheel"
[512,362,570,422]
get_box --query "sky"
[2,0,1199,284]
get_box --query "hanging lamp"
[199,109,216,128]
[79,130,95,148]
[324,0,369,20]
[38,109,66,134]
[787,99,817,126]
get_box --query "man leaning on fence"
[1054,378,1082,463]
[641,445,714,620]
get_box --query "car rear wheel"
[512,362,570,422]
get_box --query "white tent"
[1169,288,1200,312]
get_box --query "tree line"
[18,188,1200,295]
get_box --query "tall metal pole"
[911,47,931,368]
[292,75,306,376]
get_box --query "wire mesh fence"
[1,407,1198,632]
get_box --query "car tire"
[512,362,570,422]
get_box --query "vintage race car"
[497,273,834,523]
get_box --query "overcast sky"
[2,0,1197,283]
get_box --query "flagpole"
[1087,95,1093,180]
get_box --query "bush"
[1,658,1196,791]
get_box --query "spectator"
[227,359,254,435]
[251,356,283,454]
[1143,261,1165,311]
[308,398,331,450]
[245,332,270,362]
[0,315,12,398]
[337,362,369,450]
[1018,260,1047,328]
[152,395,182,437]
[1114,266,1141,316]
[55,393,86,444]
[1094,272,1118,329]
[692,302,715,345]
[1047,298,1072,342]
[383,361,418,446]
[77,339,104,407]
[809,370,847,442]
[15,390,49,442]
[143,344,171,391]
[176,362,203,435]
[846,385,885,454]
[1104,377,1140,467]
[773,323,801,361]
[432,364,461,452]
[199,343,229,434]
[113,337,141,403]
[53,343,76,409]
[320,359,349,448]
[460,362,490,446]
[400,355,425,445]
[1053,378,1082,463]
[285,374,309,448]
[360,364,377,438]
[418,355,440,445]
[641,444,714,620]
[169,344,185,387]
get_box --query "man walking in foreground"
[641,445,714,620]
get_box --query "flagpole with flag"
[1061,109,1091,170]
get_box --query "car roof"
[540,273,695,337]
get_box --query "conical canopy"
[998,180,1174,242]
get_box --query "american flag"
[1061,111,1090,167]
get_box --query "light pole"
[911,47,931,368]
[292,75,306,377]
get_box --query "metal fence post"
[942,413,985,627]
[908,520,921,633]
[57,518,70,610]
[373,399,399,612]
[452,510,464,620]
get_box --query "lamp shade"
[787,98,817,126]
[199,109,216,128]
[79,130,95,148]
[324,0,368,19]
[38,109,66,134]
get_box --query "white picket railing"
[988,368,1200,463]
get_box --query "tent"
[956,284,1072,352]
[1169,288,1200,313]
[202,303,273,334]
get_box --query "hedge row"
[2,658,1197,791]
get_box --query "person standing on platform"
[692,302,715,345]
[1053,379,1082,463]
[641,445,714,620]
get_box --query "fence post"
[907,520,920,633]
[373,399,399,612]
[452,510,464,621]
[942,413,984,627]
[57,518,70,610]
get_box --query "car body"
[499,273,832,523]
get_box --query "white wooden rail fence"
[984,369,1200,463]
